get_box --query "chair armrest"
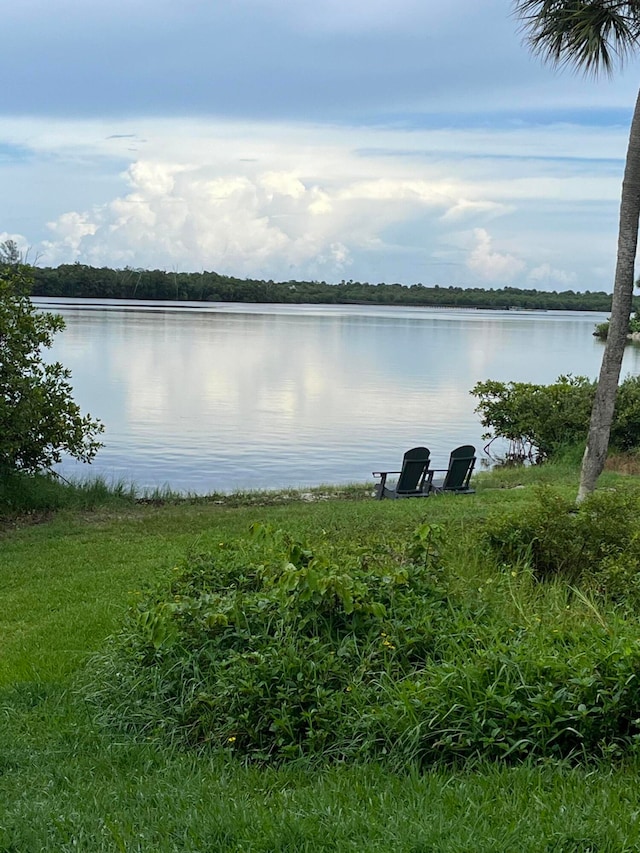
[424,468,443,492]
[372,470,401,477]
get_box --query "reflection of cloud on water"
[115,348,170,424]
[108,318,477,450]
[301,366,328,401]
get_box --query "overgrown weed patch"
[84,485,640,766]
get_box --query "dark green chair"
[427,445,476,494]
[373,446,431,500]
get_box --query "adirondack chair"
[427,445,476,494]
[372,446,431,500]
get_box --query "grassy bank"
[2,462,640,850]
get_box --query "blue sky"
[2,0,639,291]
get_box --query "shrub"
[375,618,640,764]
[85,522,454,762]
[593,311,640,339]
[85,517,640,766]
[483,485,640,586]
[593,320,609,340]
[472,374,640,459]
[471,375,594,460]
[611,375,640,451]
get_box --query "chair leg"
[374,473,388,500]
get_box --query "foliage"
[515,0,640,75]
[472,374,640,459]
[483,485,640,588]
[593,320,609,339]
[0,471,138,521]
[85,521,451,762]
[0,259,103,474]
[87,508,640,765]
[471,375,595,459]
[629,313,640,334]
[609,375,640,451]
[29,263,624,311]
[593,310,640,340]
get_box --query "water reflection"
[39,300,638,493]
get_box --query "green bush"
[593,320,609,340]
[0,258,103,474]
[611,376,640,451]
[471,375,594,460]
[85,516,640,765]
[472,374,640,459]
[376,618,640,763]
[484,485,640,586]
[592,311,640,339]
[85,522,453,761]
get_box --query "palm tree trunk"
[577,86,640,502]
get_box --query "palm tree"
[513,0,640,501]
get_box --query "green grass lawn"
[2,464,640,851]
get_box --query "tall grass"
[0,470,138,519]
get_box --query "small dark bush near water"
[85,511,640,766]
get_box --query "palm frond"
[513,0,640,75]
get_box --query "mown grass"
[3,688,640,852]
[2,461,640,851]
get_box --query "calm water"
[36,299,640,494]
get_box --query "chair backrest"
[442,445,476,491]
[396,446,430,494]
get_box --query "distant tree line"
[29,264,633,312]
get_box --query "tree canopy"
[29,263,622,312]
[0,248,104,475]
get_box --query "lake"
[35,299,640,494]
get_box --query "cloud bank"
[0,114,619,290]
[1,1,637,291]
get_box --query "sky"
[2,0,640,292]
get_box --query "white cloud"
[441,199,509,222]
[528,263,577,287]
[40,162,358,276]
[259,172,306,200]
[39,151,520,279]
[0,115,628,289]
[466,228,526,283]
[43,212,98,259]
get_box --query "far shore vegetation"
[30,262,634,312]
